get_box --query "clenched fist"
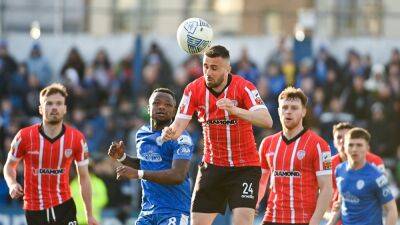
[108,141,125,160]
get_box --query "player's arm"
[116,159,190,185]
[162,117,191,141]
[3,155,24,199]
[383,199,398,225]
[326,195,342,225]
[257,138,271,209]
[310,174,333,225]
[108,141,140,169]
[226,106,273,129]
[76,164,99,225]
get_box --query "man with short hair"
[328,122,385,224]
[162,45,273,225]
[327,128,398,225]
[108,88,193,225]
[258,87,333,225]
[3,83,98,225]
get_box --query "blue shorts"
[136,213,189,225]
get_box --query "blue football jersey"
[335,162,394,225]
[136,125,194,215]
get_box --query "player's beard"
[44,114,64,125]
[205,75,224,89]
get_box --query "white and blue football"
[177,18,213,55]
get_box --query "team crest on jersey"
[321,151,331,170]
[356,180,365,190]
[251,90,264,105]
[64,149,73,158]
[296,150,306,160]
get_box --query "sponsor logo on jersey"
[251,90,264,105]
[177,146,191,156]
[274,170,301,177]
[375,175,388,188]
[139,151,162,162]
[322,151,331,170]
[206,119,237,125]
[33,168,65,175]
[178,135,193,146]
[297,150,306,160]
[342,191,360,203]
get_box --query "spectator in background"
[264,62,285,100]
[281,51,296,86]
[342,49,365,84]
[26,43,52,88]
[8,63,30,112]
[365,64,386,94]
[313,46,339,87]
[71,163,108,225]
[295,57,314,88]
[387,63,400,98]
[61,47,86,82]
[268,36,288,66]
[92,49,113,90]
[368,102,391,157]
[232,47,260,85]
[142,42,173,92]
[343,76,370,123]
[0,40,18,97]
[386,48,400,72]
[323,69,343,105]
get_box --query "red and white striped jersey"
[177,74,267,167]
[259,129,332,224]
[8,124,89,211]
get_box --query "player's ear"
[147,105,150,114]
[38,105,43,116]
[302,107,306,117]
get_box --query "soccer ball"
[177,18,213,55]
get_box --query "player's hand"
[161,126,176,141]
[116,166,138,180]
[216,98,237,115]
[332,200,341,212]
[9,182,24,199]
[108,141,125,160]
[87,215,99,225]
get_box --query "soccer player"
[328,122,385,224]
[108,88,193,225]
[326,128,398,225]
[162,45,273,225]
[258,87,333,225]
[3,83,98,225]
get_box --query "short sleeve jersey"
[259,129,332,224]
[335,162,393,225]
[9,124,89,210]
[176,74,267,167]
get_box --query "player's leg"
[158,213,190,225]
[232,207,255,225]
[53,198,78,225]
[227,166,261,225]
[25,210,46,225]
[191,163,228,225]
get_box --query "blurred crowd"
[1,37,400,221]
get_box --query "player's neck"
[42,122,63,139]
[283,124,304,140]
[349,159,366,170]
[211,74,229,93]
[339,151,347,161]
[150,118,171,131]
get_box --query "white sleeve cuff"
[8,152,21,161]
[176,114,192,120]
[316,170,332,176]
[249,105,267,111]
[75,159,89,167]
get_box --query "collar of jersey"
[281,128,308,144]
[38,124,66,143]
[205,73,232,97]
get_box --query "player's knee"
[232,208,255,225]
[191,213,216,225]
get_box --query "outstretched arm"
[216,98,273,128]
[116,159,190,185]
[162,117,191,141]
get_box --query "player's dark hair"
[40,83,68,101]
[152,88,176,103]
[205,45,230,60]
[333,122,354,135]
[278,87,308,106]
[345,127,371,143]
